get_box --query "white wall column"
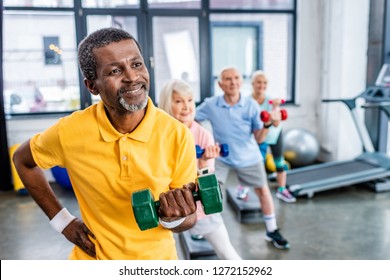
[317,0,370,161]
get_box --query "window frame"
[210,21,264,96]
[0,0,297,191]
[1,0,297,112]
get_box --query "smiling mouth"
[119,85,144,96]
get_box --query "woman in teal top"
[251,70,296,203]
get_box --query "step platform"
[178,231,216,260]
[226,186,263,224]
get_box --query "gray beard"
[119,93,148,112]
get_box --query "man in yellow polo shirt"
[13,27,197,260]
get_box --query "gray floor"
[1,171,390,260]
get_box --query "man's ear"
[84,79,99,95]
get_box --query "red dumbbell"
[260,98,288,122]
[269,99,286,105]
[280,109,288,120]
[260,109,288,122]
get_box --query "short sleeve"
[30,121,65,169]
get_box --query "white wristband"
[49,208,76,233]
[197,167,210,176]
[159,217,185,229]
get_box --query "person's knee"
[254,186,270,196]
[274,156,288,172]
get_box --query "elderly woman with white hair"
[159,79,242,260]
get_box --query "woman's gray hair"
[251,70,267,83]
[78,27,141,81]
[158,79,193,116]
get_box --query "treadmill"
[282,85,390,198]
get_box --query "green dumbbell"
[132,173,223,231]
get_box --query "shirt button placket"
[119,137,130,178]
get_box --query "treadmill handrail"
[380,105,390,117]
[322,98,357,110]
[322,97,375,153]
[362,102,390,118]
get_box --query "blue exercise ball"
[283,128,320,167]
[51,166,72,189]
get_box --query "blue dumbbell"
[196,144,229,159]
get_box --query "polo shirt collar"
[217,93,245,108]
[97,97,156,143]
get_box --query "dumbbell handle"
[196,143,229,158]
[269,99,286,105]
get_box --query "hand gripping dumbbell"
[131,173,223,231]
[195,143,229,159]
[260,99,288,123]
[260,110,288,122]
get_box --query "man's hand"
[62,218,96,258]
[158,182,197,221]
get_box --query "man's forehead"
[93,39,138,53]
[222,70,241,78]
[93,40,142,61]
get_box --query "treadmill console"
[361,64,390,102]
[363,87,390,102]
[375,63,390,87]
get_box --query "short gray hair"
[78,27,141,81]
[218,66,240,82]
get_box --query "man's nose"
[122,67,138,82]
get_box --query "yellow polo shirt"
[30,98,197,260]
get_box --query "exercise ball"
[283,128,320,167]
[265,154,276,172]
[51,166,72,190]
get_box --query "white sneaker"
[276,189,296,203]
[236,185,249,199]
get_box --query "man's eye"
[110,68,122,75]
[133,62,143,68]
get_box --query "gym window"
[1,0,296,117]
